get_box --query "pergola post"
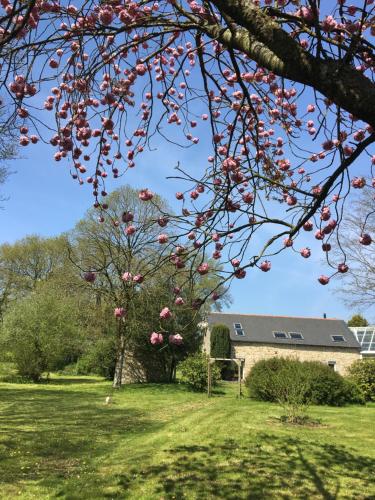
[233,359,242,398]
[207,358,213,397]
[207,357,243,398]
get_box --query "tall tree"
[347,314,369,328]
[1,1,374,293]
[70,185,226,386]
[330,188,375,310]
[0,235,69,320]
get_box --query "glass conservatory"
[349,327,375,357]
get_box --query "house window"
[331,335,346,342]
[233,323,245,336]
[273,331,288,339]
[328,361,336,371]
[289,332,304,340]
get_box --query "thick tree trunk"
[113,321,126,389]
[207,0,375,128]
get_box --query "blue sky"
[1,0,374,322]
[1,133,373,323]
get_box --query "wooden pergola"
[207,357,245,398]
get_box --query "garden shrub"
[179,353,221,392]
[245,357,364,407]
[305,361,364,406]
[348,359,375,401]
[210,324,231,359]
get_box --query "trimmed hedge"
[245,357,364,406]
[210,324,231,359]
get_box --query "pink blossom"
[150,332,163,345]
[158,217,169,227]
[175,296,185,306]
[359,233,372,246]
[242,192,254,204]
[320,206,331,221]
[234,268,246,279]
[197,262,209,275]
[338,263,349,273]
[160,307,172,320]
[318,275,330,285]
[133,274,144,284]
[284,238,293,247]
[351,177,366,189]
[139,188,154,201]
[83,271,96,283]
[169,333,183,345]
[125,225,136,236]
[231,258,241,267]
[122,271,133,282]
[260,260,271,272]
[300,248,311,258]
[114,307,126,318]
[158,233,169,244]
[303,221,313,231]
[121,211,134,223]
[286,195,297,206]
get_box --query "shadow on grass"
[0,385,162,488]
[44,377,105,385]
[115,434,375,499]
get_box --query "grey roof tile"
[208,313,360,349]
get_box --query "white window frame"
[233,323,245,336]
[331,335,346,342]
[273,331,288,339]
[289,332,304,340]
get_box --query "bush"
[306,362,364,406]
[245,358,364,407]
[210,324,231,358]
[75,337,117,379]
[348,359,375,401]
[179,353,221,392]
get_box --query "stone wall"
[232,342,360,378]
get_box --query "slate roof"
[208,313,360,349]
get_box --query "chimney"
[323,313,327,319]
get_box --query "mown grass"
[0,373,374,499]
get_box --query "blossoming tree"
[70,185,227,387]
[1,0,374,303]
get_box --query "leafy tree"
[210,324,231,359]
[1,1,374,294]
[70,185,228,386]
[1,282,84,381]
[347,314,369,328]
[0,235,69,321]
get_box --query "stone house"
[203,312,361,378]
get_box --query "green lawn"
[0,375,374,499]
